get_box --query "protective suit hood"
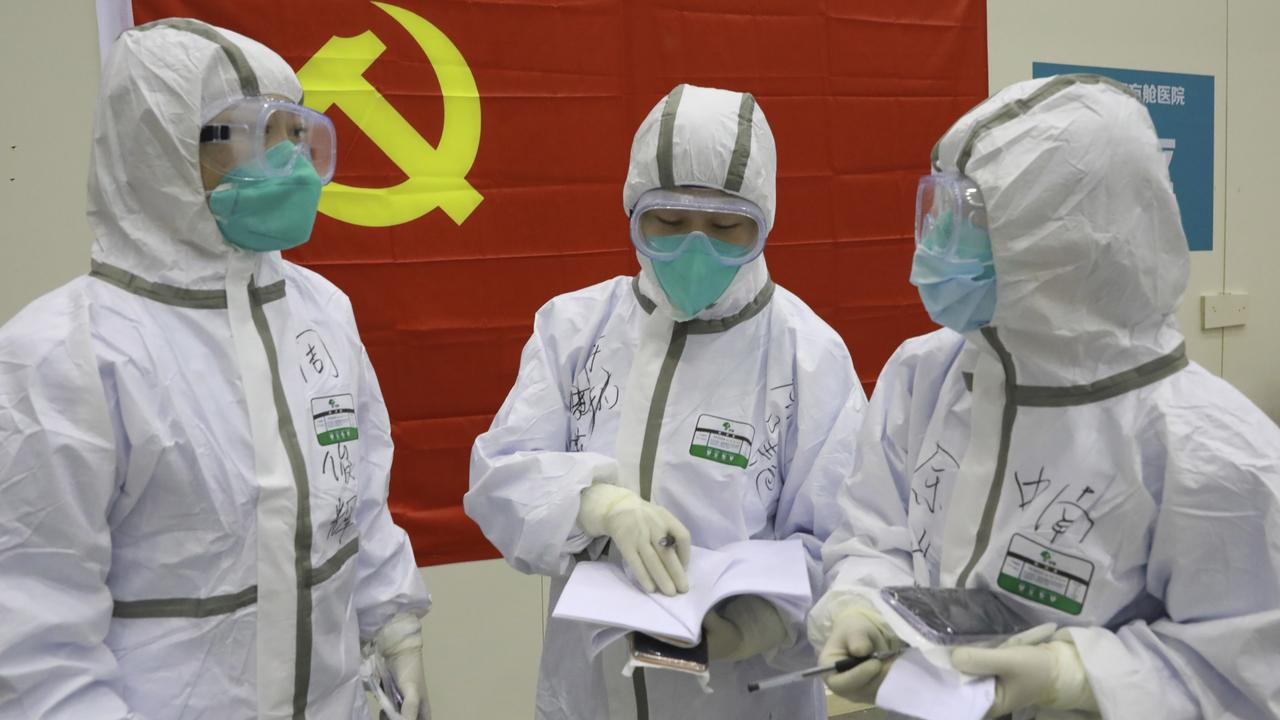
[933,75,1189,385]
[624,84,777,321]
[87,19,303,290]
[2,23,431,719]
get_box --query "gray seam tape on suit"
[685,280,775,335]
[1014,345,1187,406]
[630,276,776,334]
[248,281,314,720]
[307,539,360,586]
[251,280,288,305]
[135,18,260,97]
[656,84,686,189]
[956,327,1020,588]
[955,73,1135,174]
[633,664,650,720]
[112,586,259,619]
[959,344,1187,405]
[111,540,357,619]
[90,260,286,308]
[723,93,756,192]
[639,324,688,502]
[631,275,658,315]
[91,260,228,308]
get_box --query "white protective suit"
[809,75,1280,719]
[466,85,868,720]
[0,20,429,720]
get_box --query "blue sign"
[1033,62,1215,252]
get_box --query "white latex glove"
[374,613,431,720]
[951,626,1098,718]
[577,483,691,596]
[818,604,904,703]
[702,595,793,662]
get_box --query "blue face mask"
[208,141,323,252]
[910,221,997,333]
[648,233,742,318]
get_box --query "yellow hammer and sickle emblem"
[296,2,482,227]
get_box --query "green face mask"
[208,141,323,252]
[648,233,742,318]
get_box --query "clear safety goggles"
[200,97,337,184]
[915,172,989,256]
[629,189,768,266]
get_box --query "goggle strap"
[199,125,232,143]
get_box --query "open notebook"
[552,538,812,646]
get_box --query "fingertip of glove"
[949,646,986,672]
[824,658,881,695]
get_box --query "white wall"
[417,562,548,719]
[0,0,100,320]
[1,2,1277,720]
[1221,1,1280,420]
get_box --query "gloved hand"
[702,595,792,662]
[577,482,691,596]
[950,625,1098,718]
[818,604,904,704]
[374,613,431,720]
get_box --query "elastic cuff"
[564,528,593,553]
[591,463,619,485]
[577,482,635,537]
[807,588,877,648]
[741,596,793,649]
[375,613,424,656]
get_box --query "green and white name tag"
[688,414,754,468]
[311,394,359,446]
[997,533,1094,615]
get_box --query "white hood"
[934,75,1189,385]
[87,19,302,290]
[624,84,778,320]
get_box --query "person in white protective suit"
[465,84,868,719]
[808,74,1280,719]
[0,19,433,720]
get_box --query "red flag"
[132,0,987,565]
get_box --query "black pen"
[747,650,902,693]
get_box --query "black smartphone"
[881,586,1037,645]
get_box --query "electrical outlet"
[1201,293,1249,330]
